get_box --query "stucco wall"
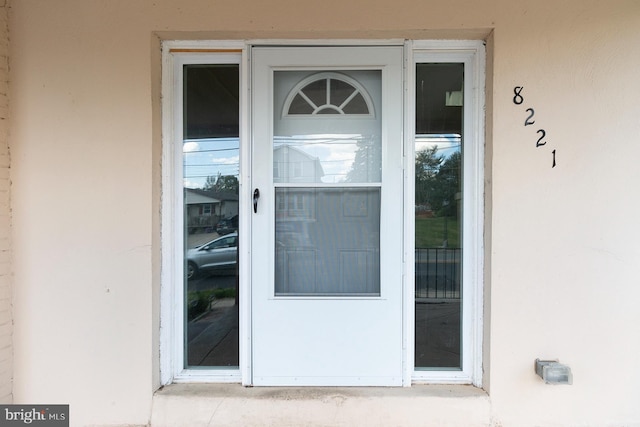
[7,0,640,426]
[0,0,10,405]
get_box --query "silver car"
[186,233,238,279]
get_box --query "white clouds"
[182,138,240,189]
[183,141,200,152]
[183,179,202,189]
[415,134,461,158]
[211,155,240,165]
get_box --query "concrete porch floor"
[172,292,475,426]
[151,383,490,427]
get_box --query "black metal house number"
[513,86,556,168]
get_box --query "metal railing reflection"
[415,248,461,299]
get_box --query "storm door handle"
[253,188,260,213]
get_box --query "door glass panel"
[183,64,240,368]
[275,188,380,296]
[273,70,382,297]
[414,63,463,369]
[275,71,381,184]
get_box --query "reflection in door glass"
[183,64,239,368]
[275,187,381,296]
[274,71,382,184]
[273,70,383,297]
[415,63,463,369]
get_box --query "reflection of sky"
[183,134,461,188]
[183,138,239,189]
[275,134,370,183]
[415,134,461,158]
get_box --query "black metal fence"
[415,248,461,299]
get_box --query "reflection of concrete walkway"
[187,298,460,370]
[415,300,460,368]
[187,298,239,367]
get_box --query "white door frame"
[160,39,484,387]
[250,46,404,386]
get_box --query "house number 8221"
[513,86,556,168]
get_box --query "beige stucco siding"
[0,0,10,405]
[7,0,640,426]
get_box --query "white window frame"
[160,39,484,386]
[160,41,247,384]
[406,40,485,386]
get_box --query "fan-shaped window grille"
[283,72,375,117]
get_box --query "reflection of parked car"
[186,232,237,279]
[216,215,238,235]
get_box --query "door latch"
[253,188,260,213]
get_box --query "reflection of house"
[273,144,324,183]
[276,188,315,221]
[273,145,323,221]
[185,188,238,230]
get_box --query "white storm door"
[251,46,404,386]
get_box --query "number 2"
[524,108,535,126]
[536,129,547,147]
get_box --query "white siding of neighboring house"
[273,145,324,183]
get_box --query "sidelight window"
[411,43,484,385]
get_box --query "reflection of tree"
[204,172,239,194]
[415,146,443,208]
[344,135,381,183]
[431,151,460,217]
[415,147,460,217]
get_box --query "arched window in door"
[283,72,375,117]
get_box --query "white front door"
[251,46,404,386]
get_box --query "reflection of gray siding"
[185,191,219,205]
[184,189,239,229]
[220,201,238,219]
